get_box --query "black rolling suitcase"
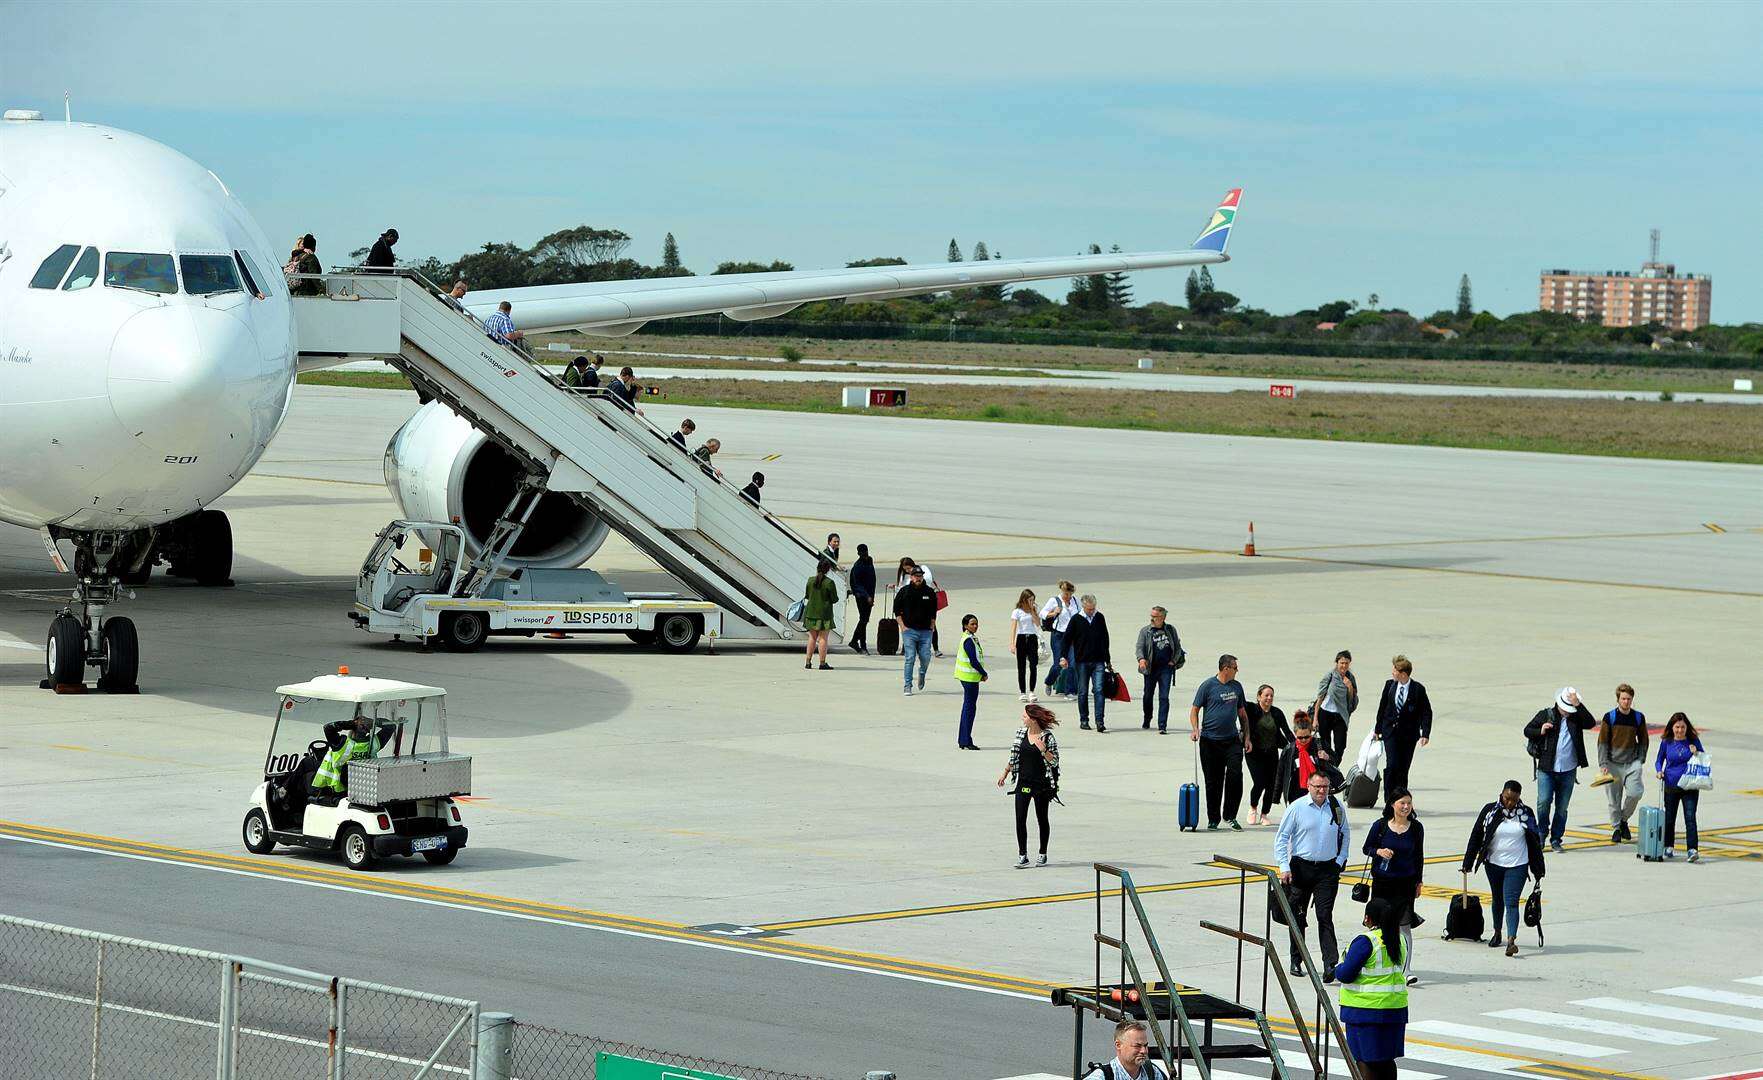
[876,618,899,656]
[1443,870,1485,941]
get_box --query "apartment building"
[1538,261,1712,332]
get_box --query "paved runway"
[4,386,1761,1078]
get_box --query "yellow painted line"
[47,744,189,767]
[762,873,1248,931]
[0,820,1045,997]
[1704,522,1727,533]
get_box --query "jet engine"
[383,403,609,567]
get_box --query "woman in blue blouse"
[1654,712,1706,862]
[1362,788,1424,985]
[1333,897,1408,1080]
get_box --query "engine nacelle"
[383,403,609,568]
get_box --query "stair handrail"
[1092,933,1202,1080]
[1208,853,1363,1080]
[1196,921,1333,1080]
[1093,863,1211,1080]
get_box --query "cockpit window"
[62,247,99,291]
[29,244,79,289]
[233,250,267,298]
[104,252,178,294]
[180,254,241,296]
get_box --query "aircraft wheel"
[242,809,276,855]
[192,510,234,586]
[46,615,84,687]
[338,825,376,871]
[96,618,139,693]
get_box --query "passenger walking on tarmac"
[1061,594,1111,732]
[1135,606,1183,733]
[1277,712,1339,806]
[953,613,988,749]
[1333,898,1409,1080]
[1312,650,1359,763]
[668,418,697,449]
[739,471,765,505]
[1462,779,1545,957]
[998,704,1060,867]
[1362,788,1425,986]
[847,544,875,655]
[365,228,398,271]
[482,301,524,346]
[1244,684,1292,825]
[1008,589,1040,702]
[1372,656,1433,804]
[310,710,396,805]
[1655,712,1706,862]
[800,559,839,671]
[1081,1020,1167,1080]
[1275,769,1351,979]
[1190,655,1252,829]
[821,533,842,568]
[1039,580,1079,699]
[1524,687,1597,852]
[893,564,938,695]
[895,557,942,657]
[1597,682,1648,844]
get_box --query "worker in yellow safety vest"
[310,711,394,803]
[1334,898,1409,1080]
[953,613,988,750]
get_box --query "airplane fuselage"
[0,115,297,533]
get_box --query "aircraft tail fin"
[1191,188,1242,253]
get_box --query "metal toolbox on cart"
[347,753,472,804]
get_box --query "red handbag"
[1106,668,1132,702]
[934,589,949,611]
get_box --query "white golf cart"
[243,669,471,871]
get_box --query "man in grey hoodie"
[1312,650,1359,762]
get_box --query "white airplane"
[0,106,1240,692]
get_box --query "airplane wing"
[466,188,1242,336]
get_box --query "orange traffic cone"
[1242,522,1258,557]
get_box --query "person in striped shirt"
[481,301,523,345]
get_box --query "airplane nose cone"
[109,305,261,455]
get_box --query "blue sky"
[7,0,1760,321]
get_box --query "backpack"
[1089,1062,1168,1080]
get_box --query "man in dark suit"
[1372,654,1432,802]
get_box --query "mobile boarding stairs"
[292,270,839,645]
[1052,857,1364,1080]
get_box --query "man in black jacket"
[893,566,939,694]
[1523,687,1597,853]
[365,228,398,271]
[1372,654,1433,803]
[1062,594,1111,732]
[848,543,876,655]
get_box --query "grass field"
[532,331,1762,393]
[300,370,1763,464]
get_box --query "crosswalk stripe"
[1659,985,1763,1010]
[1575,997,1763,1034]
[1484,1008,1714,1046]
[1273,1046,1442,1079]
[1399,1045,1525,1075]
[1406,1020,1622,1058]
[1737,976,1763,988]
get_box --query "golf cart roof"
[275,674,446,703]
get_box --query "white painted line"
[1737,976,1763,988]
[1406,1020,1622,1058]
[987,1075,1067,1080]
[0,834,1043,1003]
[1575,997,1763,1034]
[1397,1045,1524,1076]
[1658,985,1763,1010]
[1275,1046,1441,1079]
[0,636,42,651]
[1484,1008,1714,1046]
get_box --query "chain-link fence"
[0,913,478,1079]
[509,1023,830,1080]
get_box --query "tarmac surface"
[3,384,1761,1078]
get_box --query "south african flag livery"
[1191,188,1242,253]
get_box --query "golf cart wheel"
[421,847,458,866]
[625,629,657,647]
[441,611,486,652]
[96,617,139,693]
[242,809,276,855]
[654,614,701,653]
[338,825,376,871]
[46,615,84,686]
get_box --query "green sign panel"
[595,1052,738,1080]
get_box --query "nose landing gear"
[40,530,140,695]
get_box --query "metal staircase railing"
[1210,854,1364,1080]
[1086,863,1212,1080]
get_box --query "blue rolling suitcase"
[1179,742,1201,831]
[1637,804,1666,862]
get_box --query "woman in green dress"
[802,559,841,670]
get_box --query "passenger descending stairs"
[292,271,836,641]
